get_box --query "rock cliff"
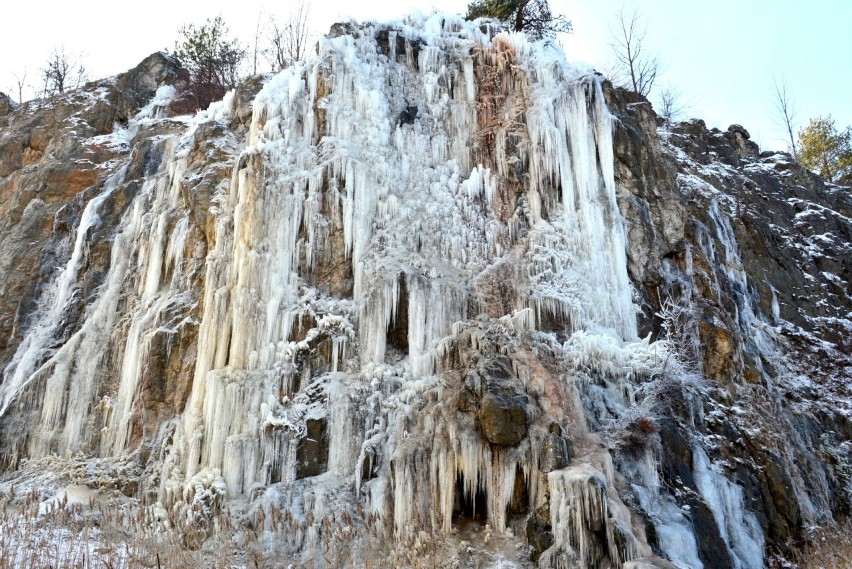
[0,15,848,569]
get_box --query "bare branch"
[773,76,798,160]
[656,86,687,126]
[252,11,265,76]
[265,0,313,71]
[40,48,87,98]
[609,8,659,98]
[12,68,27,105]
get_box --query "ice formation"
[0,13,786,568]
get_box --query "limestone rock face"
[0,19,849,569]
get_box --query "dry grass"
[796,521,852,569]
[0,483,517,568]
[0,484,436,569]
[0,487,231,569]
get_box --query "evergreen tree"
[173,16,246,110]
[465,0,571,40]
[797,116,852,185]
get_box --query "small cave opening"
[360,448,378,483]
[269,461,282,484]
[296,418,329,479]
[508,465,530,517]
[453,474,488,525]
[387,274,409,353]
[538,305,575,334]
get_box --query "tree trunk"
[514,0,533,32]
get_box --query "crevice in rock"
[387,274,409,354]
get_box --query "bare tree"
[773,76,798,160]
[656,86,686,126]
[12,68,27,105]
[40,48,87,97]
[265,0,312,71]
[609,9,659,98]
[251,10,265,75]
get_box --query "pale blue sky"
[558,0,852,151]
[2,0,849,152]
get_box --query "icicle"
[0,18,688,564]
[693,446,765,568]
[524,75,638,339]
[547,466,610,566]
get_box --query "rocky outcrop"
[606,83,852,563]
[478,386,529,446]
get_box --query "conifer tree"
[465,0,571,40]
[797,116,852,185]
[173,16,246,110]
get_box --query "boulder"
[230,74,267,134]
[0,92,14,117]
[112,52,191,119]
[526,504,554,562]
[539,427,573,472]
[478,383,529,446]
[117,52,188,101]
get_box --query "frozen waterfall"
[0,13,771,569]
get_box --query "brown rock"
[478,384,529,446]
[0,138,22,177]
[296,418,329,478]
[539,428,573,472]
[0,92,13,117]
[699,320,735,383]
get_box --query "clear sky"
[2,0,849,152]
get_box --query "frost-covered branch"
[599,287,703,453]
